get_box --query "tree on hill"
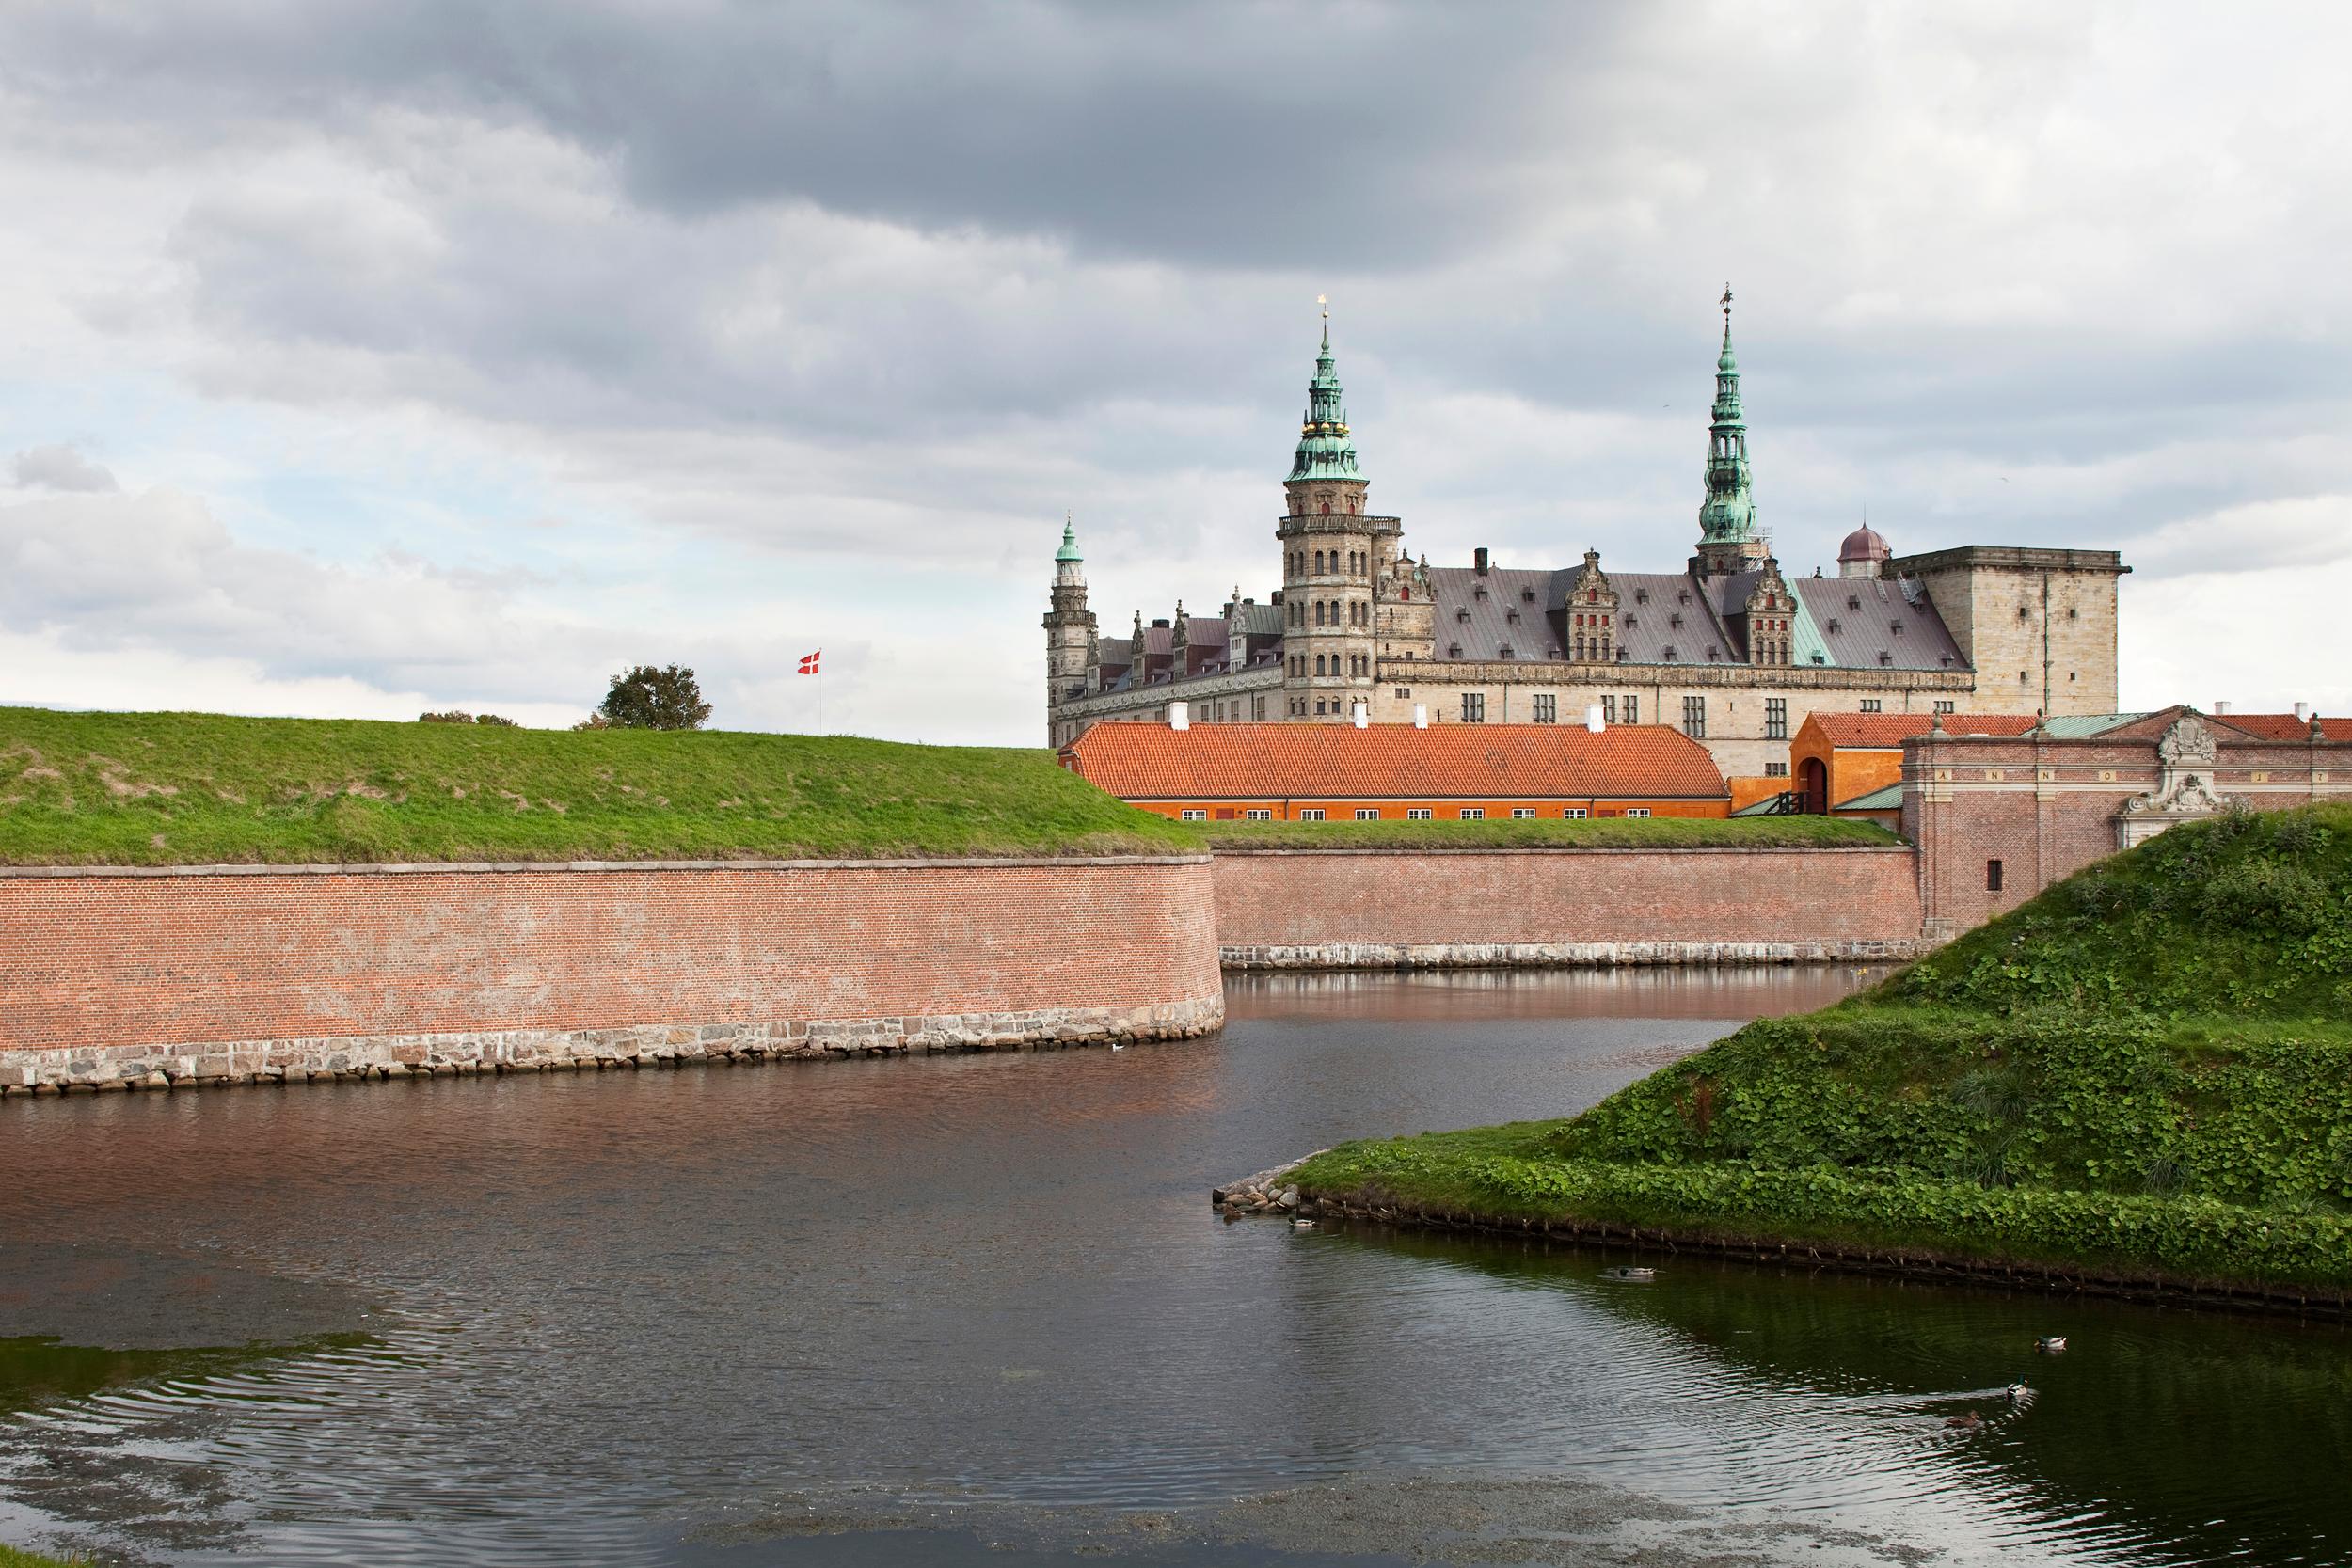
[420,710,517,726]
[595,664,712,731]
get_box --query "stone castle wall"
[0,856,1223,1094]
[1213,846,1924,968]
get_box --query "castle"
[1045,293,2128,779]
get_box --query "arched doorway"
[1798,756,1829,815]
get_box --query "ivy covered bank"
[1282,805,2352,1301]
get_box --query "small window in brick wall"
[1512,808,1536,819]
[1355,808,1381,820]
[1987,859,2005,892]
[1180,810,1206,821]
[1299,809,1326,821]
[1459,807,1485,819]
[1407,808,1432,820]
[1626,808,1651,818]
[1245,809,1272,821]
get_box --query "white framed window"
[1511,807,1536,819]
[1355,808,1381,820]
[1244,809,1272,821]
[1406,808,1432,820]
[1626,808,1651,818]
[1564,808,1587,819]
[1299,808,1326,821]
[1765,761,1788,778]
[1180,810,1207,821]
[1459,807,1485,819]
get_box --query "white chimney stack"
[1351,701,1369,728]
[2212,701,2232,715]
[2296,701,2312,721]
[1585,702,1605,734]
[1412,704,1429,729]
[1168,701,1189,731]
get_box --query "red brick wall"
[0,857,1221,1056]
[1213,847,1922,950]
[1905,725,2352,933]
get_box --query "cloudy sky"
[3,2,2345,742]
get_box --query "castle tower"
[1694,285,1767,576]
[1277,302,1399,721]
[1042,514,1096,746]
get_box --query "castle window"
[1532,694,1556,723]
[1253,696,1267,721]
[1765,698,1787,739]
[1670,613,1683,628]
[1626,808,1651,818]
[1461,693,1486,722]
[1356,808,1381,820]
[1314,655,1327,675]
[1321,501,1330,514]
[1512,808,1536,819]
[1300,808,1325,820]
[1662,645,1677,661]
[1506,608,1520,624]
[1860,699,1882,713]
[1407,808,1432,820]
[1622,695,1639,723]
[1448,642,1462,657]
[1889,620,1904,636]
[1677,590,1690,605]
[1682,696,1706,738]
[1880,652,1893,666]
[1934,700,1955,715]
[1395,688,1411,699]
[1635,589,1649,605]
[1827,618,1840,633]
[1459,807,1485,819]
[1564,808,1587,819]
[1180,810,1206,821]
[1498,644,1514,659]
[1522,587,1537,602]
[1246,808,1271,820]
[1600,695,1617,723]
[1456,607,1471,622]
[1765,761,1788,777]
[1849,595,1862,610]
[1986,859,2005,892]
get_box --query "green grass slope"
[1201,816,1898,849]
[1295,805,2352,1291]
[0,707,1199,864]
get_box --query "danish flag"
[797,650,820,675]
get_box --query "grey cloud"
[12,443,119,491]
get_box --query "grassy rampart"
[0,707,1199,864]
[1200,816,1897,849]
[1292,805,2352,1292]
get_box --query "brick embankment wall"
[1214,847,1924,970]
[0,856,1222,1095]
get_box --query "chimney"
[2212,701,2232,715]
[1474,546,1490,575]
[1351,701,1369,729]
[1413,704,1429,729]
[1585,702,1605,734]
[1168,701,1189,731]
[2295,701,2312,721]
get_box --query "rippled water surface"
[2,968,2344,1566]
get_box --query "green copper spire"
[1697,283,1756,545]
[1055,511,1082,563]
[1288,297,1362,483]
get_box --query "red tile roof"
[2212,713,2352,741]
[1062,722,1727,800]
[1801,712,2041,748]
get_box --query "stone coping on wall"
[1222,940,1921,971]
[0,997,1226,1097]
[1207,845,1913,858]
[0,852,1213,878]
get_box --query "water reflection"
[0,969,2337,1567]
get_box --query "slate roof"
[1804,712,2041,748]
[1417,563,1972,671]
[1790,577,1968,672]
[1062,721,1728,801]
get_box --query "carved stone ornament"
[2156,715,2218,769]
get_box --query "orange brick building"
[1788,711,2040,816]
[1060,719,1729,822]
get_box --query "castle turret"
[1277,301,1401,721]
[1042,514,1096,746]
[1695,285,1766,576]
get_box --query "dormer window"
[1677,590,1691,605]
[1662,644,1679,661]
[1624,615,1638,629]
[1827,617,1841,633]
[1447,641,1463,658]
[1849,594,1862,611]
[1505,608,1521,624]
[1669,613,1683,628]
[1521,587,1537,602]
[1878,651,1892,666]
[1635,589,1649,605]
[1498,644,1515,659]
[1474,586,1489,600]
[1889,621,1904,637]
[1455,607,1471,623]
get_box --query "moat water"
[1,969,2344,1567]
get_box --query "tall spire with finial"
[1696,282,1757,564]
[1290,294,1361,482]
